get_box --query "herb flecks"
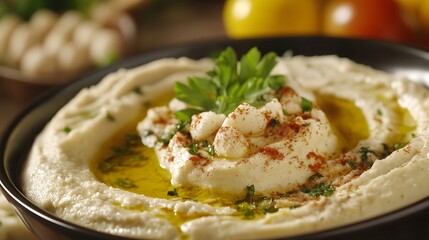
[167,188,178,197]
[133,86,143,95]
[269,118,281,128]
[185,140,217,157]
[206,145,215,156]
[115,178,136,189]
[100,132,147,172]
[358,147,374,166]
[244,185,255,202]
[235,185,279,219]
[157,122,189,145]
[106,112,115,122]
[308,172,323,181]
[63,126,72,134]
[175,47,286,121]
[302,183,335,197]
[348,160,357,170]
[301,97,313,112]
[381,142,406,158]
[376,109,383,116]
[188,143,199,155]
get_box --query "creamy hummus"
[22,53,429,240]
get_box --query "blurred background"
[1,0,429,135]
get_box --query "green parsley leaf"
[206,145,215,156]
[236,202,255,219]
[308,172,323,181]
[282,109,289,115]
[175,109,202,123]
[301,97,313,112]
[133,86,143,95]
[269,118,281,128]
[174,47,286,117]
[200,140,209,147]
[244,184,255,202]
[262,204,278,214]
[63,126,72,134]
[348,160,357,170]
[188,143,199,155]
[393,142,405,150]
[358,147,374,165]
[303,183,335,197]
[158,132,175,144]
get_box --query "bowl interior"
[2,37,429,240]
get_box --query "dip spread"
[22,47,429,239]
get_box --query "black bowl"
[2,37,429,240]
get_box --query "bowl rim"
[2,36,429,239]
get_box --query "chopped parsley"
[301,97,313,112]
[106,112,115,121]
[200,140,209,147]
[376,109,383,116]
[100,132,147,172]
[188,143,199,155]
[393,142,405,150]
[348,160,357,170]
[381,142,406,158]
[115,178,136,189]
[175,109,202,124]
[262,202,278,214]
[235,185,279,219]
[244,185,255,202]
[282,109,288,115]
[157,122,189,145]
[200,140,215,156]
[142,129,154,137]
[302,183,335,197]
[308,172,323,181]
[167,188,178,197]
[63,126,72,134]
[206,145,215,156]
[132,86,143,95]
[269,118,281,128]
[358,147,374,165]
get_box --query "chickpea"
[57,42,92,74]
[0,16,21,60]
[21,45,57,76]
[50,11,83,41]
[73,21,101,49]
[89,28,123,65]
[44,29,69,56]
[8,24,37,67]
[30,10,59,42]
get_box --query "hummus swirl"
[22,54,429,240]
[138,89,339,195]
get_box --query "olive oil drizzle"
[90,93,416,234]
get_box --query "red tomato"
[323,0,416,43]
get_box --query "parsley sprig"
[174,47,286,122]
